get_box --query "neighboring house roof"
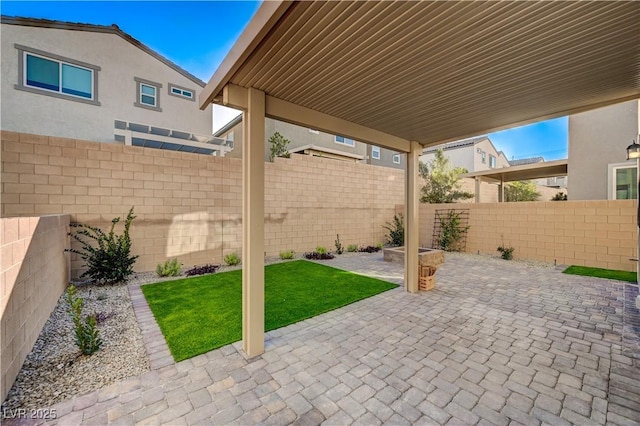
[213,114,243,137]
[0,15,206,87]
[422,136,488,153]
[289,144,365,161]
[509,156,545,166]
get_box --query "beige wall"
[420,200,637,272]
[1,131,404,276]
[568,100,639,200]
[1,24,212,142]
[0,214,70,401]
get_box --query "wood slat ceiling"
[211,1,640,146]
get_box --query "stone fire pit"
[383,246,445,268]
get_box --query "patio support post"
[475,177,480,203]
[242,87,265,357]
[405,141,421,293]
[499,177,505,202]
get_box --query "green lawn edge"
[141,260,397,361]
[562,265,637,283]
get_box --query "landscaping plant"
[435,210,469,252]
[551,192,568,201]
[347,244,359,253]
[65,285,102,355]
[279,250,295,260]
[156,258,182,277]
[383,214,404,247]
[505,181,540,202]
[268,131,291,162]
[67,207,138,284]
[335,234,344,255]
[315,246,328,255]
[304,250,335,260]
[420,149,473,203]
[359,245,381,253]
[224,253,241,266]
[185,264,220,277]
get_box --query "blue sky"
[2,1,568,159]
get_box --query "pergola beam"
[223,84,412,153]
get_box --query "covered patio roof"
[201,1,640,150]
[199,1,640,357]
[463,159,568,183]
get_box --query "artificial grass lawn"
[141,260,397,361]
[563,265,637,283]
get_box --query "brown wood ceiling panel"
[223,1,640,145]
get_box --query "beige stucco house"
[1,16,228,155]
[419,136,510,172]
[568,99,639,200]
[215,115,404,169]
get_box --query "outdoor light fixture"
[627,139,640,160]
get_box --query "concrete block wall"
[420,200,638,271]
[0,214,70,401]
[1,131,404,275]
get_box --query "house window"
[15,44,100,105]
[612,164,637,200]
[393,154,401,164]
[489,155,496,168]
[335,135,355,147]
[168,83,194,101]
[134,77,162,111]
[372,146,380,160]
[481,151,486,163]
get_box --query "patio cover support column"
[475,177,481,203]
[405,141,421,293]
[242,87,265,357]
[499,177,505,202]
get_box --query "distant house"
[509,157,567,189]
[419,135,510,172]
[1,16,229,156]
[214,115,404,169]
[568,99,639,200]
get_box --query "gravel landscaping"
[1,281,149,413]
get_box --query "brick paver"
[18,253,640,425]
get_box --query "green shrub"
[376,242,384,250]
[347,244,359,253]
[67,207,138,284]
[65,285,102,355]
[435,210,469,252]
[551,192,567,201]
[315,246,327,255]
[335,234,343,255]
[279,250,295,260]
[224,252,241,266]
[383,214,404,247]
[268,132,291,162]
[497,236,515,260]
[156,258,182,277]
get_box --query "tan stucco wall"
[1,131,404,276]
[0,214,70,401]
[1,24,212,142]
[420,200,637,272]
[568,100,639,200]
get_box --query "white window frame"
[140,84,157,106]
[15,44,101,106]
[335,135,355,147]
[489,155,496,169]
[168,83,195,101]
[608,162,638,200]
[393,154,401,164]
[134,77,162,112]
[372,146,380,160]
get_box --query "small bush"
[335,235,344,255]
[67,207,138,284]
[376,242,384,250]
[224,253,241,266]
[185,264,220,277]
[383,214,404,247]
[359,245,381,253]
[347,244,359,253]
[268,132,291,162]
[315,246,328,255]
[497,245,515,260]
[156,258,182,277]
[551,192,567,201]
[65,285,102,355]
[279,250,295,260]
[304,251,335,260]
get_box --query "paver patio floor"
[35,254,640,424]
